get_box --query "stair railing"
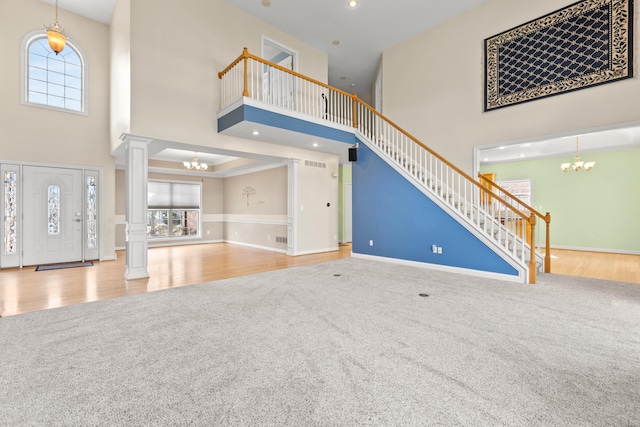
[355,101,538,283]
[478,174,551,273]
[219,48,542,283]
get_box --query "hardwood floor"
[0,243,352,317]
[0,244,637,317]
[543,249,640,284]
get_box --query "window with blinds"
[147,181,201,239]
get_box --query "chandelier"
[560,137,595,172]
[183,153,208,171]
[45,0,67,55]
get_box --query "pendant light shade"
[183,153,208,171]
[45,1,67,55]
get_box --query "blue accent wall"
[219,104,356,144]
[352,143,518,276]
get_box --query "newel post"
[352,94,358,129]
[528,213,537,284]
[242,47,249,97]
[544,212,551,273]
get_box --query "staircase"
[354,114,546,281]
[218,49,551,283]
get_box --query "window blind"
[148,181,200,209]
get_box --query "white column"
[122,134,150,279]
[286,159,300,256]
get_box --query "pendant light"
[45,0,67,55]
[560,137,595,172]
[183,153,208,171]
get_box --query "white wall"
[381,0,640,173]
[0,0,116,260]
[223,166,288,252]
[110,0,131,152]
[114,0,329,156]
[110,0,339,255]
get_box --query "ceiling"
[42,0,640,170]
[222,0,487,95]
[479,126,640,164]
[41,0,115,25]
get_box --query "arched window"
[23,34,85,113]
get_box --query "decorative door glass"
[48,184,61,235]
[4,171,17,254]
[86,176,97,249]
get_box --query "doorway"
[20,165,99,266]
[262,36,298,109]
[21,166,88,266]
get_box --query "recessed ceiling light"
[520,154,526,158]
[312,142,319,147]
[522,143,531,147]
[332,40,340,45]
[252,131,260,135]
[498,146,506,150]
[484,158,489,162]
[351,83,356,87]
[348,0,358,8]
[261,0,272,7]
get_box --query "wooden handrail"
[217,50,246,79]
[220,49,357,99]
[219,48,541,282]
[355,99,531,221]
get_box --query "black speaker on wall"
[348,147,357,162]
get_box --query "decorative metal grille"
[4,172,17,254]
[86,176,97,249]
[48,184,60,235]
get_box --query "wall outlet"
[369,240,374,246]
[437,247,443,254]
[431,244,437,253]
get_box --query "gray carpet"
[1,258,639,426]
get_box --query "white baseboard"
[224,240,287,254]
[148,239,223,248]
[115,241,341,257]
[351,252,526,284]
[100,253,118,261]
[115,240,223,251]
[289,247,340,256]
[551,245,640,255]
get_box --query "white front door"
[22,166,83,266]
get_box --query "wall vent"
[304,160,327,169]
[276,236,288,243]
